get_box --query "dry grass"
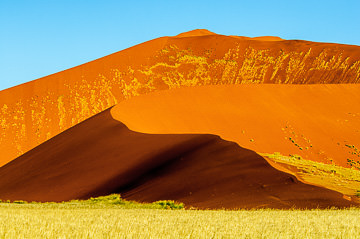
[1,165,360,239]
[0,203,359,238]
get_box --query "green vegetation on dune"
[262,152,360,197]
[345,144,360,169]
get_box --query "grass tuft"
[153,200,184,209]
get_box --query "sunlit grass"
[0,177,359,238]
[0,203,359,238]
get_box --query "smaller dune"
[0,108,355,209]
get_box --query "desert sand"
[0,108,354,209]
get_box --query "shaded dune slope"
[0,108,355,209]
[1,29,360,166]
[112,84,360,167]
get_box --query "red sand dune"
[0,108,354,209]
[112,84,360,167]
[1,29,360,166]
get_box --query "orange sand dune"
[1,29,360,166]
[230,35,283,41]
[112,84,360,167]
[0,108,354,209]
[175,29,217,37]
[252,36,283,41]
[179,29,283,41]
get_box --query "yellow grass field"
[0,203,359,238]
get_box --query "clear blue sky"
[1,0,359,91]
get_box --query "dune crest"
[175,29,217,37]
[230,35,283,41]
[111,84,360,167]
[252,36,283,41]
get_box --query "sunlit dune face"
[112,84,360,167]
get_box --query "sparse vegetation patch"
[0,194,184,210]
[262,152,360,197]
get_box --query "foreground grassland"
[0,203,359,238]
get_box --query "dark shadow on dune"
[0,108,356,209]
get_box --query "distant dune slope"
[1,29,360,165]
[175,29,217,37]
[230,35,284,41]
[0,108,355,209]
[112,84,360,167]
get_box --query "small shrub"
[13,200,27,204]
[153,200,184,209]
[87,194,125,205]
[289,154,302,160]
